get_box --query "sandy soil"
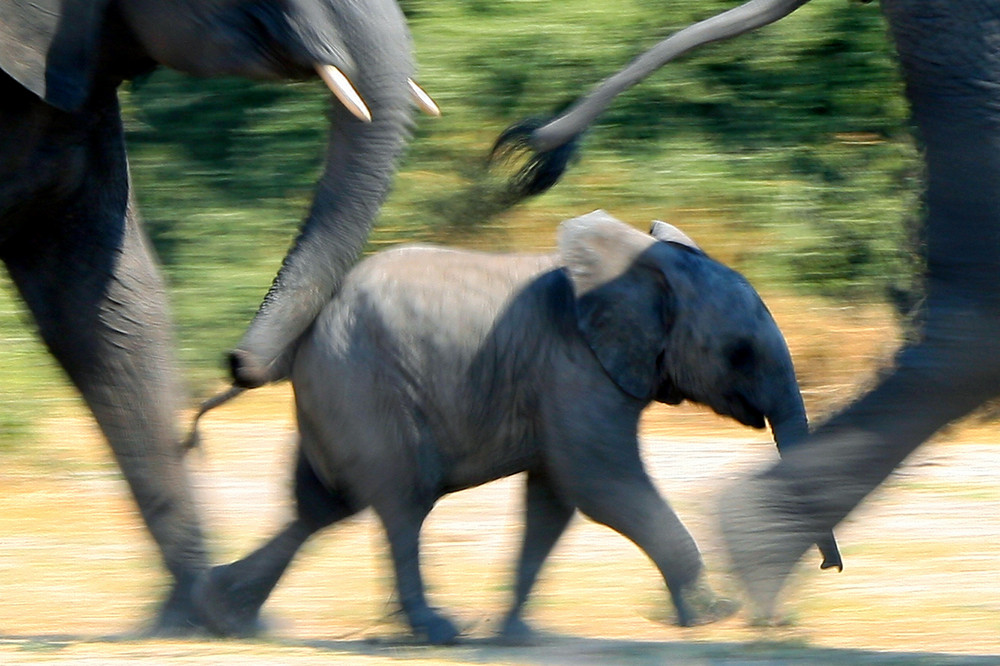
[1,387,998,664]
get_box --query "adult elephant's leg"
[719,0,1000,620]
[2,101,208,633]
[720,300,1000,619]
[500,470,574,643]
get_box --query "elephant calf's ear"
[649,220,702,252]
[559,211,674,400]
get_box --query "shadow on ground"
[2,632,997,665]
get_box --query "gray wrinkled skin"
[0,0,413,634]
[195,211,817,644]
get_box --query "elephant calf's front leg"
[554,444,738,627]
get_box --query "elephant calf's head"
[559,211,842,573]
[559,211,805,435]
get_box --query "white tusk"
[408,78,441,116]
[316,64,372,122]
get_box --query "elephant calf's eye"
[727,340,755,371]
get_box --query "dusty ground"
[1,383,998,665]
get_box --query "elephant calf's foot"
[193,565,269,638]
[407,607,461,645]
[146,576,210,637]
[496,614,540,646]
[672,578,741,627]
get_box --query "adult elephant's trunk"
[229,24,414,387]
[767,391,844,572]
[230,98,411,387]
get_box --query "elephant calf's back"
[291,245,560,486]
[313,244,557,355]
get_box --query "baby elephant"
[194,210,839,643]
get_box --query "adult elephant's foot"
[671,577,741,627]
[716,474,817,624]
[407,606,461,645]
[193,564,269,638]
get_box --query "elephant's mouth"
[722,391,766,429]
[654,378,685,405]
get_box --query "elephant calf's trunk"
[769,412,843,573]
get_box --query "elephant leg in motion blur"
[719,0,1000,620]
[0,96,207,633]
[1,0,421,632]
[499,471,574,641]
[520,443,723,631]
[194,448,356,638]
[196,440,463,644]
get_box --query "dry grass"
[642,292,901,439]
[2,295,998,664]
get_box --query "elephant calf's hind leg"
[196,520,314,637]
[500,471,574,644]
[196,450,360,636]
[377,499,461,645]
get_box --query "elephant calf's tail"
[184,385,247,450]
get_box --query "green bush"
[1,0,923,413]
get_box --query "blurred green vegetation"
[1,0,922,444]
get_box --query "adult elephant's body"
[495,0,1000,619]
[0,0,415,632]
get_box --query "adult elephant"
[0,0,431,633]
[496,0,1000,621]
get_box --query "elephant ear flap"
[559,211,673,400]
[0,0,111,111]
[649,220,703,253]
